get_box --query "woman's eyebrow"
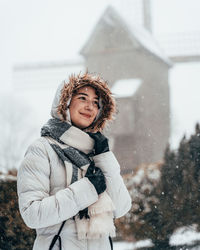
[77,92,99,100]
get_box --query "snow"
[126,162,161,187]
[103,6,172,66]
[113,241,135,250]
[113,239,153,250]
[111,78,142,98]
[170,225,200,246]
[131,169,145,185]
[147,165,161,181]
[113,226,200,249]
[157,33,200,58]
[0,174,17,181]
[127,23,172,65]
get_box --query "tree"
[0,177,35,249]
[115,162,162,243]
[117,123,200,249]
[142,146,179,249]
[142,123,200,249]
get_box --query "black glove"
[87,132,109,155]
[78,207,90,220]
[85,161,106,195]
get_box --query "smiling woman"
[69,86,100,129]
[17,71,131,250]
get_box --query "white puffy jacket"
[17,136,131,250]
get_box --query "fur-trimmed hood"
[51,72,116,132]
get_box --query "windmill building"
[13,2,200,174]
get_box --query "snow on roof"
[101,6,172,66]
[111,78,142,98]
[128,25,172,65]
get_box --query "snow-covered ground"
[113,225,200,249]
[170,225,200,248]
[113,239,153,250]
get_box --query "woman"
[17,72,131,250]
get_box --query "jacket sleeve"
[17,140,98,229]
[93,151,132,218]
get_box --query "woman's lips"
[80,113,92,119]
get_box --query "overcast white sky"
[1,0,200,68]
[0,0,200,148]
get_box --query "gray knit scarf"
[41,118,92,186]
[41,118,116,239]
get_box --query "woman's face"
[69,86,99,129]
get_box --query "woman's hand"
[87,132,109,155]
[79,161,107,219]
[85,161,106,195]
[78,207,89,219]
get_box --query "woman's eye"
[79,96,86,100]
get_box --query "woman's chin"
[72,121,93,130]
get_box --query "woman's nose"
[85,100,94,110]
